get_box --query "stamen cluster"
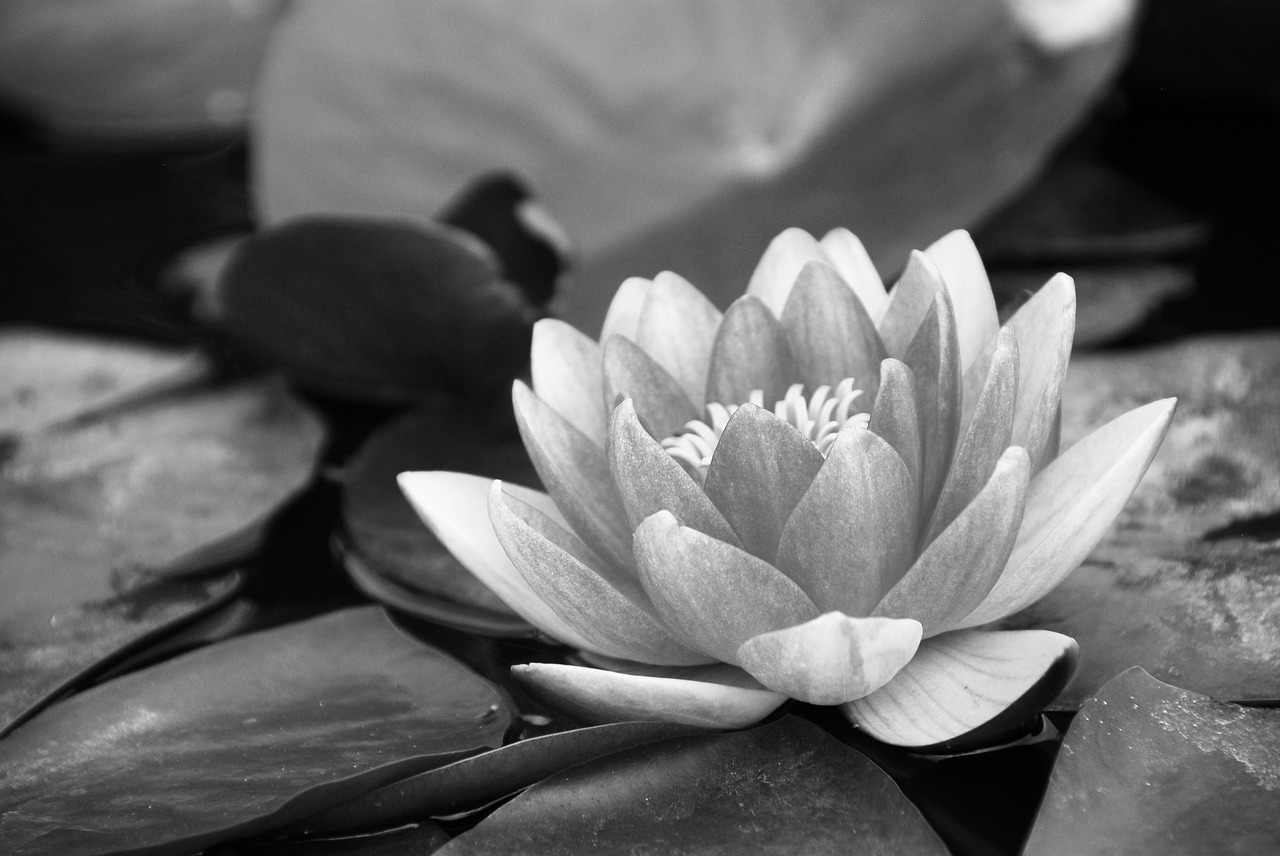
[662,379,868,483]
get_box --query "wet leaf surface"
[218,217,539,403]
[294,721,708,835]
[0,571,242,737]
[437,716,948,855]
[0,607,511,856]
[1024,669,1280,855]
[341,404,541,632]
[1001,335,1280,705]
[0,362,324,629]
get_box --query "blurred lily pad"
[1,331,324,629]
[0,606,511,856]
[217,216,540,403]
[0,571,242,737]
[341,404,540,634]
[438,715,947,855]
[1024,668,1280,855]
[255,1,1135,332]
[0,327,208,436]
[1001,335,1280,705]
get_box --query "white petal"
[819,228,889,322]
[599,276,652,344]
[531,318,607,445]
[746,227,823,317]
[397,471,593,650]
[924,230,1000,375]
[512,662,787,728]
[843,629,1078,749]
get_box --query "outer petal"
[924,230,1000,376]
[633,511,820,664]
[780,260,886,401]
[819,227,888,323]
[776,426,918,615]
[736,613,922,705]
[602,334,699,441]
[705,295,797,409]
[513,381,634,571]
[1007,273,1076,471]
[874,447,1030,636]
[925,327,1018,543]
[397,471,594,651]
[868,359,922,494]
[876,250,944,359]
[702,404,824,564]
[746,227,823,317]
[843,629,1078,750]
[634,271,722,409]
[607,399,740,546]
[512,662,787,728]
[959,398,1177,627]
[902,287,962,523]
[489,483,711,666]
[599,276,651,344]
[531,318,606,446]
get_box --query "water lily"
[400,227,1174,749]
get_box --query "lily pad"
[341,404,541,633]
[1024,668,1280,855]
[0,327,208,436]
[1000,335,1280,704]
[437,716,947,855]
[293,721,708,835]
[0,571,242,737]
[217,217,539,403]
[0,606,511,856]
[255,1,1132,333]
[0,342,324,629]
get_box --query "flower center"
[661,378,870,484]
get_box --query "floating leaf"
[218,216,540,402]
[1000,336,1280,704]
[1024,669,1280,855]
[0,327,208,436]
[436,715,947,855]
[254,2,1133,332]
[0,607,511,856]
[341,404,540,632]
[293,721,706,835]
[1,367,323,630]
[0,572,242,737]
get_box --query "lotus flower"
[400,228,1174,749]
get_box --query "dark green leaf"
[0,607,510,856]
[1025,669,1280,855]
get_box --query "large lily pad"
[1024,669,1280,855]
[438,715,947,855]
[0,332,323,629]
[1001,335,1280,704]
[341,404,540,633]
[0,606,511,856]
[254,1,1132,332]
[0,571,241,737]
